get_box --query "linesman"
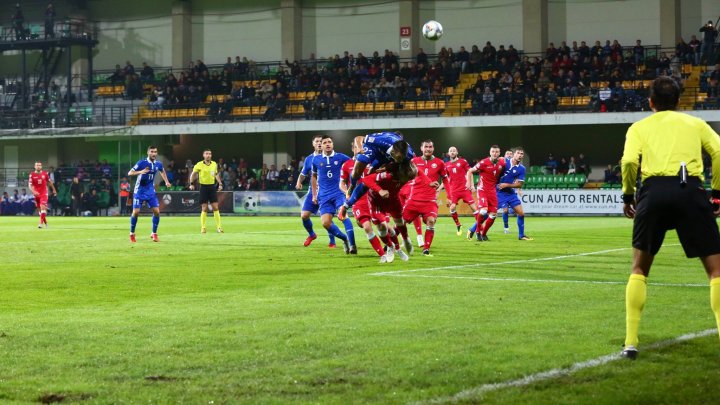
[189,148,224,233]
[620,76,720,359]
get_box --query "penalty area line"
[413,328,717,405]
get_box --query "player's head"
[352,136,364,156]
[34,161,42,172]
[203,148,212,161]
[447,146,458,159]
[512,147,525,162]
[392,161,417,185]
[390,140,410,163]
[147,145,158,160]
[504,150,513,159]
[320,135,334,153]
[420,140,434,158]
[312,135,323,152]
[649,76,679,111]
[489,145,501,160]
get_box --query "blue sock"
[469,222,477,233]
[518,215,525,238]
[328,223,348,242]
[130,215,138,233]
[503,211,509,228]
[342,218,356,246]
[152,214,160,233]
[302,218,316,237]
[326,231,336,245]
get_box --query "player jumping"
[346,131,414,196]
[445,146,479,235]
[28,161,57,228]
[128,145,171,242]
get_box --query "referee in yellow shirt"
[620,76,720,359]
[189,148,224,233]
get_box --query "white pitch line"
[414,328,718,405]
[370,244,682,277]
[370,247,632,276]
[383,273,707,288]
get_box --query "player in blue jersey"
[347,131,414,196]
[296,135,337,248]
[128,145,171,243]
[497,147,533,240]
[311,135,357,254]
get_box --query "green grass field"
[2,215,719,404]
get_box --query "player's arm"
[499,180,523,189]
[348,159,370,194]
[311,172,318,204]
[466,166,478,191]
[188,170,198,190]
[620,126,641,218]
[28,176,37,196]
[701,122,720,215]
[128,166,149,177]
[295,173,306,190]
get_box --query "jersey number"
[452,168,457,174]
[424,168,429,175]
[326,171,333,179]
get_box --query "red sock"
[40,212,47,224]
[424,228,435,249]
[473,211,479,222]
[481,217,495,235]
[369,236,385,257]
[388,229,400,250]
[476,215,486,232]
[395,225,409,239]
[413,217,422,235]
[451,211,460,226]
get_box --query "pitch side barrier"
[155,190,626,216]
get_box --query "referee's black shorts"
[633,176,720,258]
[199,184,218,204]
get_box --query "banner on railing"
[155,191,234,213]
[233,191,305,215]
[434,189,623,215]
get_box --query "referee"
[620,76,720,359]
[189,148,224,233]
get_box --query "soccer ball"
[243,196,257,211]
[422,20,443,41]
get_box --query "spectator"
[82,189,98,216]
[689,35,702,65]
[140,62,155,83]
[12,4,24,40]
[567,156,577,174]
[576,153,590,175]
[481,86,494,115]
[44,2,55,39]
[70,176,82,216]
[557,157,569,174]
[604,164,619,183]
[119,177,130,215]
[545,154,558,174]
[700,20,718,64]
[266,164,279,189]
[1,191,10,215]
[262,93,287,121]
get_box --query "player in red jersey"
[445,146,479,236]
[340,162,417,262]
[340,137,408,262]
[404,169,443,256]
[466,145,505,241]
[28,161,57,228]
[408,140,450,255]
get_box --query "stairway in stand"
[442,73,478,117]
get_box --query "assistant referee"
[189,148,224,233]
[620,76,720,359]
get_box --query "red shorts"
[370,196,403,220]
[398,189,409,207]
[402,199,438,223]
[476,189,498,212]
[35,193,48,208]
[450,189,475,205]
[353,198,387,226]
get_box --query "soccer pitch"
[2,216,719,404]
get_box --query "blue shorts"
[497,191,521,210]
[318,193,345,216]
[133,191,159,209]
[301,192,319,214]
